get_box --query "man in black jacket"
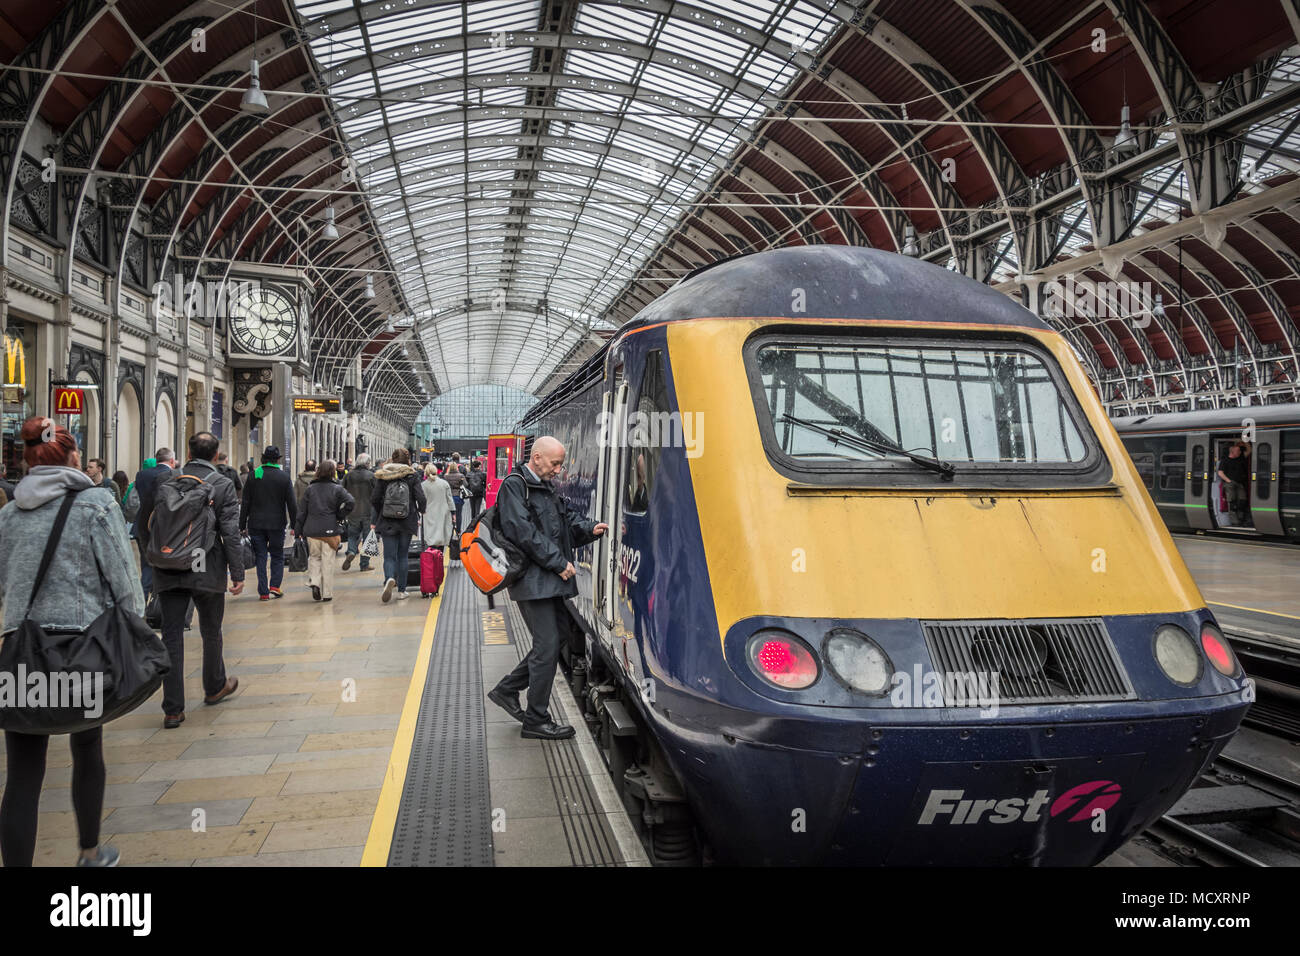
[238,445,298,600]
[147,431,243,728]
[487,436,606,740]
[466,459,487,523]
[342,453,376,571]
[215,451,242,499]
[132,447,176,599]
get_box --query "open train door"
[595,363,627,630]
[1252,429,1285,535]
[1184,432,1213,530]
[485,433,520,508]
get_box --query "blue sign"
[212,388,224,439]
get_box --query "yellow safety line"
[360,590,442,867]
[1209,601,1300,622]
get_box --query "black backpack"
[468,471,486,496]
[147,473,217,570]
[382,477,411,520]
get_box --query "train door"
[1252,429,1284,535]
[596,365,627,629]
[1183,432,1213,530]
[485,434,514,508]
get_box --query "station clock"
[229,285,298,357]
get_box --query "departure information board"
[292,395,341,414]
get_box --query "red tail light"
[1201,624,1238,676]
[747,632,818,690]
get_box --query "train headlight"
[746,631,819,690]
[1154,625,1202,686]
[1200,623,1240,677]
[824,628,893,696]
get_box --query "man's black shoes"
[521,720,575,741]
[487,686,524,724]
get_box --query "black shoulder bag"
[0,491,171,734]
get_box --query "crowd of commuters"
[0,429,527,866]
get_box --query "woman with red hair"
[0,416,143,867]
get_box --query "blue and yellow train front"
[610,316,1252,866]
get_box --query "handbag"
[288,535,310,572]
[240,532,255,571]
[0,492,171,735]
[362,528,380,558]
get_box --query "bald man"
[487,436,607,740]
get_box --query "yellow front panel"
[665,319,1206,644]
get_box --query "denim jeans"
[248,528,286,596]
[382,533,411,591]
[345,518,371,569]
[452,496,463,533]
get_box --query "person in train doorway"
[1216,441,1252,525]
[487,436,607,740]
[238,445,298,600]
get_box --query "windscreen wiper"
[780,414,956,481]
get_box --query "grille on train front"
[921,618,1134,705]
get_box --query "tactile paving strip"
[502,598,624,866]
[388,567,493,866]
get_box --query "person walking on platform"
[466,459,486,523]
[486,436,607,740]
[215,451,242,499]
[142,431,243,728]
[296,460,354,602]
[295,459,317,508]
[342,453,376,571]
[421,462,454,550]
[132,448,176,599]
[444,461,466,533]
[0,416,140,867]
[370,448,425,603]
[238,445,298,601]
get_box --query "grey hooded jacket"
[0,466,145,635]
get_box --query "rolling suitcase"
[420,546,445,598]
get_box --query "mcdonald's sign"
[54,388,83,415]
[2,332,24,389]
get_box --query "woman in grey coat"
[0,417,141,867]
[421,462,454,548]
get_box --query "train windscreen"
[754,341,1091,467]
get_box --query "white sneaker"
[382,578,396,603]
[396,591,410,601]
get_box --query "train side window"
[624,350,669,514]
[1283,446,1300,494]
[1256,443,1272,501]
[1190,445,1205,496]
[1132,453,1155,488]
[1160,452,1185,491]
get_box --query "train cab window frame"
[743,328,1112,489]
[622,349,670,514]
[494,446,510,480]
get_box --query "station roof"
[3,1,1300,424]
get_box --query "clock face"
[231,287,297,356]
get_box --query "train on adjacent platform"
[1112,404,1300,542]
[513,246,1253,865]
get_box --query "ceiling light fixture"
[1113,104,1137,155]
[321,204,339,241]
[901,224,919,257]
[364,274,375,298]
[241,58,269,115]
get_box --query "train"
[1112,404,1300,542]
[513,245,1253,865]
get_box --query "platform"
[0,554,644,867]
[1174,535,1300,646]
